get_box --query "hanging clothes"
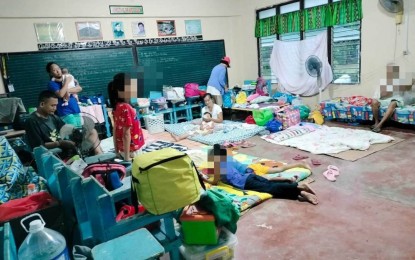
[269,31,333,96]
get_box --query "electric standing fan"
[59,115,98,158]
[305,55,323,102]
[379,0,404,13]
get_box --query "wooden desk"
[0,129,25,139]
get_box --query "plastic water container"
[18,213,69,260]
[292,94,303,106]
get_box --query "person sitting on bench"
[25,90,103,158]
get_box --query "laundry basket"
[144,114,165,134]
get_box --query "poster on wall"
[185,20,202,36]
[132,21,146,37]
[34,23,65,42]
[75,21,103,41]
[157,20,176,36]
[112,21,125,39]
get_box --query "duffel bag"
[132,148,203,215]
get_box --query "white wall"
[239,0,415,107]
[0,0,414,106]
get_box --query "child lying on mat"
[203,144,318,205]
[171,112,216,141]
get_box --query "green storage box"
[180,205,219,245]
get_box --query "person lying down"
[203,144,319,205]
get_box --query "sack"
[82,163,126,191]
[132,148,202,215]
[163,86,185,101]
[275,106,301,129]
[184,83,200,97]
[252,108,274,126]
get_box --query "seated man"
[370,64,414,133]
[370,97,403,133]
[25,90,102,158]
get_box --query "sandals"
[293,154,309,160]
[323,165,340,181]
[311,159,322,166]
[241,140,256,148]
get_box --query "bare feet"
[170,132,179,142]
[371,127,381,133]
[298,183,316,195]
[301,163,312,172]
[299,191,319,205]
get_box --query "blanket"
[164,120,265,145]
[262,125,394,154]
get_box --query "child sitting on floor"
[171,112,215,142]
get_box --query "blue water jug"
[18,213,69,260]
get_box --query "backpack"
[131,148,203,215]
[184,83,200,97]
[82,163,126,191]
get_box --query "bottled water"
[18,213,69,260]
[27,183,38,195]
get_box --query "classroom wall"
[239,0,415,107]
[0,0,414,107]
[0,0,243,90]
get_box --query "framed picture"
[185,20,202,36]
[132,21,146,37]
[112,21,125,39]
[34,23,65,42]
[157,20,176,36]
[76,22,102,41]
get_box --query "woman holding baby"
[46,62,83,127]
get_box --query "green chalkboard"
[6,47,135,108]
[4,40,225,109]
[136,40,225,97]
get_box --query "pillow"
[266,126,314,143]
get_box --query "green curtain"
[255,0,362,37]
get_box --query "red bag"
[82,163,126,189]
[245,115,256,124]
[184,83,200,97]
[0,192,56,222]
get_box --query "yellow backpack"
[132,148,203,215]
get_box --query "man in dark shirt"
[25,90,78,156]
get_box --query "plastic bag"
[266,120,283,133]
[252,108,274,126]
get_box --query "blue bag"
[266,120,283,133]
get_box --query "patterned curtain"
[255,0,362,37]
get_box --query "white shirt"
[201,104,222,119]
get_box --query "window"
[332,21,361,83]
[258,8,277,83]
[257,0,361,84]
